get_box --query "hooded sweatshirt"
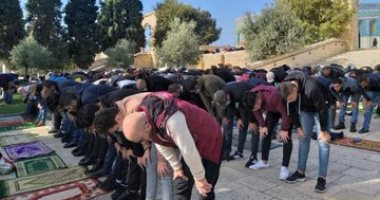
[284,72,329,132]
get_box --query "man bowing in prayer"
[123,92,223,200]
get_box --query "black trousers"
[174,159,221,200]
[53,111,62,130]
[261,112,293,167]
[114,153,128,181]
[124,157,145,198]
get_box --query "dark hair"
[46,92,61,112]
[93,107,119,135]
[42,80,59,91]
[242,91,259,110]
[332,78,343,85]
[168,83,182,94]
[59,92,76,108]
[77,104,100,128]
[358,76,369,83]
[279,81,296,100]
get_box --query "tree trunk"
[24,66,28,80]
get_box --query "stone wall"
[247,39,348,70]
[326,48,380,67]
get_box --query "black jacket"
[284,72,329,131]
[98,89,138,108]
[145,76,173,92]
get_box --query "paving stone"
[326,189,378,200]
[264,185,322,200]
[236,176,278,192]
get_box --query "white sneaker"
[279,166,290,181]
[249,160,269,170]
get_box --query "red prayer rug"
[331,137,380,152]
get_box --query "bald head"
[122,112,151,143]
[136,79,147,91]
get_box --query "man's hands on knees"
[195,178,212,197]
[319,131,331,143]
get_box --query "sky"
[19,0,380,46]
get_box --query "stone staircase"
[324,48,380,68]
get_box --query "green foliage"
[243,3,305,61]
[0,94,26,114]
[10,37,54,75]
[26,0,68,68]
[64,0,98,69]
[284,0,353,43]
[105,39,136,68]
[0,0,25,60]
[154,0,221,47]
[97,0,145,52]
[157,18,201,68]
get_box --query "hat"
[266,72,275,83]
[212,90,227,107]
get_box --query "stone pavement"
[0,113,379,200]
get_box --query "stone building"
[358,2,380,48]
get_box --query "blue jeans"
[4,90,13,104]
[362,91,380,130]
[102,143,116,174]
[338,95,359,125]
[222,107,249,157]
[298,111,330,178]
[146,145,173,200]
[36,109,47,123]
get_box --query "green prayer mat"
[0,123,35,133]
[0,133,37,147]
[14,154,67,177]
[0,166,88,198]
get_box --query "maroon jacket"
[138,92,223,164]
[252,84,291,131]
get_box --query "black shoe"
[61,136,71,143]
[285,171,306,183]
[53,132,65,138]
[48,128,59,134]
[88,169,108,178]
[86,160,103,173]
[63,141,77,148]
[97,176,119,191]
[116,190,138,200]
[350,124,357,133]
[315,177,326,193]
[78,157,95,166]
[358,128,369,134]
[228,151,243,161]
[112,185,128,200]
[72,149,85,157]
[245,154,257,168]
[333,123,345,130]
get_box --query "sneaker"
[358,128,369,134]
[333,123,345,130]
[349,124,357,133]
[245,156,257,168]
[228,151,243,161]
[279,166,290,181]
[249,160,269,170]
[315,177,327,193]
[285,171,305,183]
